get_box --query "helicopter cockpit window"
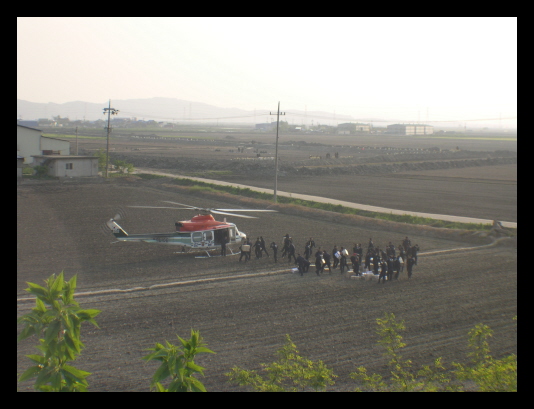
[229,228,235,240]
[203,231,213,242]
[192,232,203,243]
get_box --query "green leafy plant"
[351,313,435,391]
[351,313,517,392]
[226,334,337,392]
[33,165,49,178]
[453,322,517,392]
[143,329,215,392]
[93,148,108,171]
[113,159,135,174]
[17,272,101,391]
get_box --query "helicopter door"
[213,229,225,245]
[228,227,236,243]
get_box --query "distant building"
[255,123,276,131]
[337,122,371,134]
[387,124,434,135]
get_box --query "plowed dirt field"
[17,176,517,391]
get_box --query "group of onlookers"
[239,234,420,282]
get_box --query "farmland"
[17,130,517,391]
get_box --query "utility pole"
[103,100,119,178]
[270,102,285,203]
[75,126,78,155]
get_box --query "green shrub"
[17,272,101,391]
[226,334,337,392]
[143,329,215,392]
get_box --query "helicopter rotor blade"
[128,206,195,210]
[214,209,277,212]
[210,210,258,218]
[162,201,199,209]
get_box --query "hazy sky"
[17,17,517,126]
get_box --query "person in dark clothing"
[411,244,420,265]
[374,248,381,266]
[322,250,332,274]
[270,241,278,262]
[387,257,395,282]
[356,244,363,265]
[315,250,324,275]
[398,244,406,263]
[254,237,263,259]
[281,234,292,258]
[378,259,388,284]
[368,238,374,251]
[221,233,228,257]
[260,236,269,257]
[365,250,372,271]
[351,254,360,276]
[373,255,380,276]
[295,254,310,276]
[287,241,297,264]
[306,237,316,257]
[406,256,415,279]
[386,242,395,257]
[403,236,411,253]
[304,242,312,261]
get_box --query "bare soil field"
[17,132,516,391]
[88,132,516,223]
[17,178,517,392]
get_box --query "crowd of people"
[237,234,420,282]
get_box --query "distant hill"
[16,97,357,125]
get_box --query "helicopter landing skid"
[194,247,239,258]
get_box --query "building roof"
[41,135,70,142]
[17,124,42,132]
[388,123,433,127]
[31,155,98,160]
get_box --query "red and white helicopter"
[106,201,276,257]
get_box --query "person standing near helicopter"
[287,240,297,264]
[239,240,247,262]
[254,237,263,259]
[270,241,278,262]
[260,236,269,257]
[220,232,228,257]
[281,234,292,258]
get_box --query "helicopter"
[106,201,277,257]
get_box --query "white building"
[337,122,371,134]
[387,124,434,135]
[17,124,71,164]
[31,155,99,178]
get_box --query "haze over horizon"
[17,17,517,128]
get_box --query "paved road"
[136,168,517,229]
